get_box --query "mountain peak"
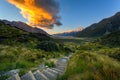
[53,27,84,36]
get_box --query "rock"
[5,69,20,76]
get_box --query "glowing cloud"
[7,0,62,29]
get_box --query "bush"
[64,47,73,53]
[45,61,55,68]
[37,41,59,52]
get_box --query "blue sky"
[0,0,120,34]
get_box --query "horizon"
[0,0,120,34]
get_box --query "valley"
[0,9,120,80]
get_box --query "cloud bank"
[8,0,62,29]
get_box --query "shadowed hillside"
[0,20,71,79]
[100,30,120,46]
[0,20,50,43]
[77,12,120,37]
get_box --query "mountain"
[77,12,120,37]
[53,31,78,36]
[53,27,83,36]
[0,20,50,43]
[1,20,49,35]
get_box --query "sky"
[0,0,120,34]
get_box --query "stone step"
[57,61,68,64]
[21,71,36,80]
[6,73,20,80]
[56,65,66,68]
[46,68,59,76]
[56,64,67,66]
[56,68,65,72]
[33,70,49,80]
[57,66,65,69]
[51,68,64,74]
[56,63,67,66]
[42,70,56,80]
[57,66,66,68]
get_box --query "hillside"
[77,12,120,37]
[1,20,49,35]
[58,41,120,80]
[0,20,50,44]
[0,20,69,79]
[100,30,120,46]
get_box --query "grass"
[0,37,74,78]
[0,43,64,75]
[1,20,120,80]
[0,21,75,78]
[57,42,120,80]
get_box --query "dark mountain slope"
[0,20,50,44]
[77,12,120,37]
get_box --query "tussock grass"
[58,43,120,80]
[0,44,62,72]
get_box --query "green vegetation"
[99,30,120,46]
[45,60,56,68]
[0,21,50,45]
[58,40,120,80]
[37,41,59,52]
[0,21,72,77]
[0,44,60,72]
[1,19,120,80]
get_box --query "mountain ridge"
[0,20,50,44]
[76,12,120,37]
[53,27,83,36]
[0,20,49,36]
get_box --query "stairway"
[6,57,69,80]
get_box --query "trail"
[6,54,73,80]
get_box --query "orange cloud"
[8,0,62,29]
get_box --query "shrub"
[64,47,73,53]
[37,41,59,52]
[45,61,55,68]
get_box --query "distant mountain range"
[54,12,120,37]
[53,27,83,36]
[77,12,120,37]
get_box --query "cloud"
[7,0,62,29]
